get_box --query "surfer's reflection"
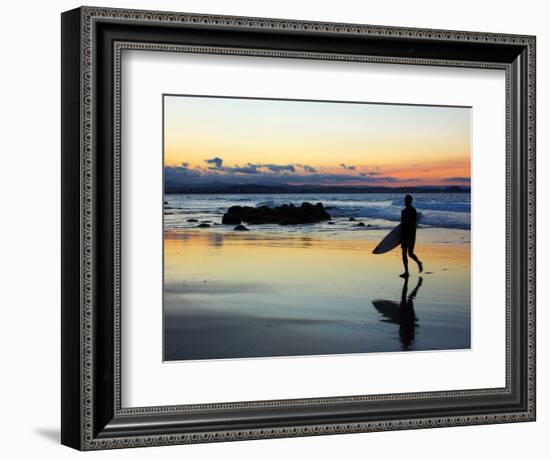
[372,277,423,350]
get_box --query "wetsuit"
[400,206,417,252]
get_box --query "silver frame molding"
[61,6,536,450]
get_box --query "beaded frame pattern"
[78,6,536,450]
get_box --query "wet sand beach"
[164,228,470,361]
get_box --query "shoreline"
[164,226,471,246]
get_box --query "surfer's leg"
[408,246,423,273]
[400,246,409,277]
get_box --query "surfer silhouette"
[400,195,423,278]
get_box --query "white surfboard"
[372,212,421,255]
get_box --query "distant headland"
[165,183,470,195]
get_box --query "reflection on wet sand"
[164,230,470,361]
[372,277,423,350]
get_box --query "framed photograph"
[61,6,536,450]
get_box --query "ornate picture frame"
[61,6,536,450]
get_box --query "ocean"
[164,192,471,234]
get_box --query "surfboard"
[372,225,402,254]
[372,212,421,254]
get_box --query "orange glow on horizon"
[163,95,471,187]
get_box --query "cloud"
[228,164,260,174]
[164,164,203,186]
[293,164,318,173]
[262,164,296,173]
[291,172,398,185]
[165,158,402,189]
[302,165,317,173]
[165,167,400,189]
[200,158,321,176]
[204,157,223,169]
[340,163,356,170]
[446,177,471,183]
[214,162,297,175]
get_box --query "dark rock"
[221,202,331,225]
[367,224,373,227]
[349,217,356,221]
[327,221,336,225]
[187,218,198,222]
[356,222,365,227]
[222,209,241,225]
[234,224,249,231]
[197,223,210,228]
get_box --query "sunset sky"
[164,95,471,189]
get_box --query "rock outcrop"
[222,202,331,225]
